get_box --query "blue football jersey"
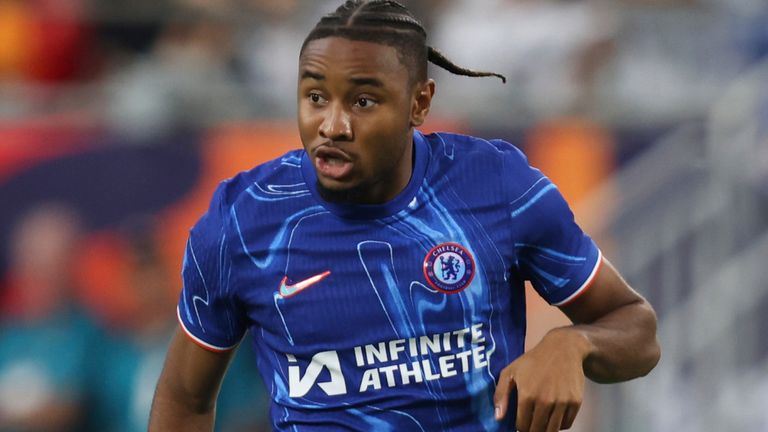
[177,130,601,431]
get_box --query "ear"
[410,79,436,128]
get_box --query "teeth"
[326,157,343,166]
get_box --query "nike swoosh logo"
[278,271,331,298]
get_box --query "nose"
[319,103,353,141]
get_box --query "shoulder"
[211,149,307,211]
[421,131,528,164]
[191,149,307,238]
[420,131,538,187]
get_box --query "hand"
[493,328,590,432]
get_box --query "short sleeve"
[502,143,602,306]
[177,181,247,352]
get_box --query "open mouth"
[314,146,353,181]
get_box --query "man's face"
[298,37,427,204]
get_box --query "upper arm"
[558,257,647,325]
[157,326,237,411]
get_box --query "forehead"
[299,37,409,84]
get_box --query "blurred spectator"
[103,7,253,140]
[430,0,617,126]
[400,0,453,32]
[0,0,92,83]
[710,0,768,63]
[0,0,34,80]
[594,0,768,127]
[0,203,97,431]
[86,217,270,431]
[90,0,171,57]
[86,218,180,431]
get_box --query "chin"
[316,180,364,204]
[317,176,353,191]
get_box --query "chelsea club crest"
[423,242,475,294]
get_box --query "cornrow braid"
[301,0,506,84]
[428,46,507,83]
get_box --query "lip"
[313,144,354,181]
[314,145,352,162]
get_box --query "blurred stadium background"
[0,0,766,430]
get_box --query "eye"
[308,92,326,104]
[354,97,377,109]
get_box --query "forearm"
[557,300,660,383]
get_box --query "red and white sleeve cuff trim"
[552,249,603,307]
[176,306,240,353]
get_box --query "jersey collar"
[301,130,428,220]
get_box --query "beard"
[316,180,372,204]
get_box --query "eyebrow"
[300,70,384,88]
[301,70,325,81]
[349,77,384,88]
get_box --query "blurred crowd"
[0,203,269,431]
[1,0,767,431]
[1,0,767,131]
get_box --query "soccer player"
[149,1,660,431]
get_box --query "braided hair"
[301,0,506,84]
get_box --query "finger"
[545,403,567,432]
[561,401,581,430]
[527,401,553,432]
[493,369,514,420]
[516,396,534,431]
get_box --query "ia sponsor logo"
[287,351,347,397]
